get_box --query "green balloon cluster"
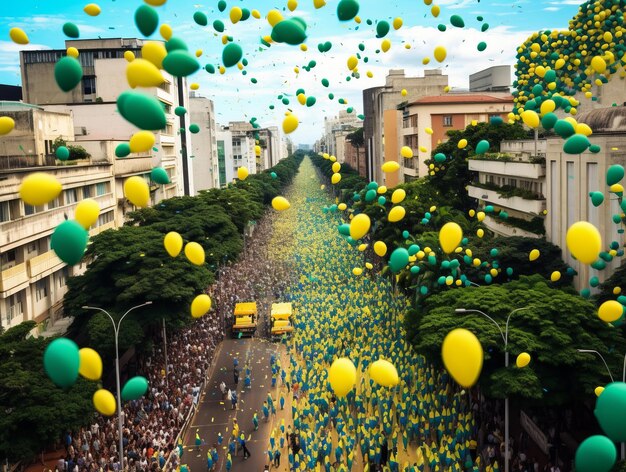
[271,19,307,46]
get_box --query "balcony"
[113,155,153,177]
[159,133,176,146]
[0,262,29,294]
[468,185,546,215]
[0,155,57,171]
[469,159,545,179]
[90,221,116,237]
[483,216,542,239]
[27,251,65,281]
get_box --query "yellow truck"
[270,302,294,340]
[233,302,257,337]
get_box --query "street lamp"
[576,348,626,459]
[455,306,532,472]
[82,301,153,466]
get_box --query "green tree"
[596,261,626,305]
[0,322,96,462]
[407,275,626,406]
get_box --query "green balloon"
[589,144,601,154]
[438,24,447,32]
[365,189,377,202]
[241,8,250,21]
[54,56,83,92]
[151,167,170,184]
[376,21,390,38]
[450,15,465,28]
[117,91,166,130]
[544,70,557,83]
[193,11,208,26]
[306,96,316,107]
[563,134,590,154]
[477,42,487,52]
[595,382,626,441]
[189,123,200,134]
[475,140,490,154]
[481,23,489,32]
[166,37,188,52]
[541,112,558,129]
[163,50,200,77]
[56,146,70,161]
[218,0,227,12]
[389,248,410,273]
[213,19,225,33]
[271,20,307,45]
[321,78,330,87]
[337,0,359,21]
[270,172,277,179]
[607,165,625,186]
[175,106,187,116]
[51,220,89,266]
[222,43,243,67]
[590,191,605,207]
[121,376,149,401]
[554,119,576,138]
[135,5,159,37]
[575,436,616,472]
[338,224,350,236]
[115,143,131,158]
[43,338,80,389]
[434,153,446,163]
[63,22,80,39]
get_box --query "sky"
[0,0,584,144]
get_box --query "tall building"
[322,110,362,164]
[0,102,116,333]
[256,126,282,171]
[363,69,448,183]
[394,93,513,181]
[469,66,512,93]
[546,106,626,291]
[468,139,547,239]
[190,95,219,193]
[20,38,194,216]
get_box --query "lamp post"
[455,306,532,472]
[82,301,153,467]
[577,348,626,459]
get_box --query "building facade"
[190,95,219,193]
[469,66,512,93]
[363,69,448,184]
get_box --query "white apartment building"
[190,95,219,193]
[322,110,362,162]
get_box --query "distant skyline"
[1,0,583,143]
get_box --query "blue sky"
[1,0,583,144]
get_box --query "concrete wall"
[383,109,400,188]
[190,97,218,194]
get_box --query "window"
[27,242,37,254]
[443,115,453,127]
[48,197,60,210]
[24,204,35,216]
[82,76,96,95]
[35,279,48,302]
[1,249,16,267]
[96,211,114,227]
[96,182,107,196]
[83,185,92,198]
[7,292,23,322]
[57,267,70,288]
[0,201,10,222]
[65,189,78,204]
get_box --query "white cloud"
[544,7,560,11]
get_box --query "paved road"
[182,336,284,471]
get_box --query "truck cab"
[270,302,294,340]
[233,302,257,337]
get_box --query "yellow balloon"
[251,9,261,19]
[377,186,387,194]
[190,82,200,90]
[255,145,261,156]
[591,55,607,73]
[550,271,561,282]
[431,4,440,17]
[79,348,103,381]
[350,214,371,240]
[67,47,80,58]
[93,389,116,416]
[347,55,359,70]
[331,173,342,184]
[267,9,283,27]
[610,184,624,194]
[191,294,212,318]
[381,39,391,53]
[369,359,399,387]
[163,231,183,257]
[457,139,468,149]
[19,172,62,206]
[393,17,403,30]
[575,123,593,136]
[381,161,400,173]
[529,249,540,261]
[159,24,173,41]
[83,3,101,16]
[595,386,605,397]
[365,262,373,270]
[477,211,485,222]
[237,167,249,181]
[123,50,135,62]
[425,127,433,135]
[391,189,406,204]
[388,206,406,223]
[374,241,387,257]
[521,110,540,128]
[9,27,29,45]
[540,99,555,115]
[332,162,341,173]
[0,116,16,135]
[328,358,356,397]
[401,89,408,97]
[75,199,100,229]
[272,196,291,211]
[598,300,624,323]
[566,221,602,264]
[434,46,447,62]
[142,41,167,69]
[477,228,484,238]
[283,114,299,134]
[185,242,205,265]
[145,0,167,5]
[297,93,306,105]
[313,0,326,8]
[287,0,298,11]
[442,328,483,388]
[124,176,150,208]
[126,59,164,88]
[230,6,243,23]
[516,352,531,368]
[358,243,367,251]
[439,222,463,254]
[129,131,155,153]
[400,146,413,158]
[337,203,347,211]
[352,267,363,276]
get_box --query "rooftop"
[410,93,514,106]
[576,106,626,134]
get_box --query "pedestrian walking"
[195,429,203,452]
[234,367,239,386]
[240,437,251,460]
[253,412,259,431]
[220,381,226,397]
[231,390,238,410]
[273,447,281,467]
